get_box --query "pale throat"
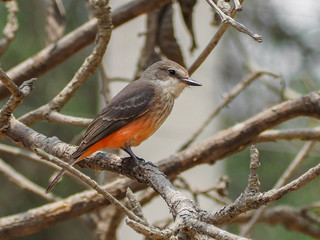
[159,79,186,99]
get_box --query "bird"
[46,60,201,193]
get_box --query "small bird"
[46,60,201,193]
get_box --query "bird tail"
[46,144,88,193]
[45,168,67,193]
[45,156,80,194]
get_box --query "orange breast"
[78,116,158,160]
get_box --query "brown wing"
[71,81,155,160]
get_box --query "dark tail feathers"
[45,168,67,193]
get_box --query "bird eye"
[168,69,176,76]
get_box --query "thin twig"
[0,158,59,201]
[233,205,320,238]
[99,65,112,104]
[205,149,320,225]
[245,145,261,195]
[46,111,92,127]
[0,0,19,56]
[257,128,320,142]
[189,0,260,75]
[0,0,173,101]
[0,67,21,96]
[232,0,243,11]
[185,218,249,240]
[36,145,167,238]
[0,143,59,170]
[0,142,85,187]
[0,75,36,129]
[18,0,112,126]
[240,141,316,237]
[34,148,142,223]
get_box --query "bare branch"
[189,0,260,74]
[0,177,141,239]
[126,218,172,240]
[180,70,281,150]
[5,91,320,177]
[0,0,18,56]
[18,0,112,126]
[0,0,173,100]
[0,143,85,187]
[204,154,320,225]
[46,111,91,127]
[45,0,66,45]
[0,79,35,115]
[98,65,112,104]
[245,145,261,195]
[185,218,249,240]
[0,158,59,201]
[2,91,320,237]
[257,128,320,142]
[34,147,141,224]
[126,188,147,222]
[94,205,124,240]
[0,67,21,96]
[240,141,316,236]
[232,0,242,11]
[233,205,320,238]
[0,70,35,128]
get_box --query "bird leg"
[124,143,145,163]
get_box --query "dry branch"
[188,0,254,74]
[0,0,172,100]
[240,141,316,236]
[256,128,320,142]
[0,0,18,56]
[233,205,320,238]
[2,90,320,238]
[17,0,113,127]
[180,70,281,150]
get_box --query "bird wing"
[71,81,155,160]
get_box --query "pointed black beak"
[181,78,202,86]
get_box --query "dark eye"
[168,69,176,76]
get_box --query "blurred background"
[0,0,320,239]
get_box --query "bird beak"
[181,78,202,86]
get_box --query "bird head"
[141,60,201,99]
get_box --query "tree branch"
[180,70,281,150]
[0,158,59,202]
[0,0,172,100]
[204,156,320,225]
[0,68,36,129]
[232,205,320,239]
[2,91,320,238]
[256,128,320,142]
[0,0,18,56]
[240,141,316,236]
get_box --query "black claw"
[124,143,144,164]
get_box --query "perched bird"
[46,60,201,193]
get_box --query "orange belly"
[78,116,157,160]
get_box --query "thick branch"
[0,177,145,240]
[1,91,320,237]
[160,91,320,176]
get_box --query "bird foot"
[123,156,145,165]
